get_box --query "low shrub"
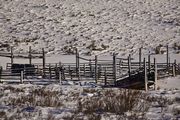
[77,89,147,116]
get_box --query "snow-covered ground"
[157,76,180,89]
[0,77,180,120]
[0,0,180,119]
[0,0,180,55]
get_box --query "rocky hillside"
[0,0,180,56]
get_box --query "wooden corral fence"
[0,46,180,91]
[0,47,45,64]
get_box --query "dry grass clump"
[3,86,24,93]
[147,95,173,107]
[47,113,56,120]
[6,87,63,107]
[146,95,174,115]
[82,88,98,94]
[6,108,37,120]
[68,91,80,101]
[0,111,7,119]
[172,106,180,115]
[77,88,147,119]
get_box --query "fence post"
[178,63,180,75]
[119,59,122,76]
[95,55,98,83]
[55,63,58,79]
[166,45,169,72]
[172,62,176,77]
[59,62,62,68]
[42,48,45,78]
[59,70,62,85]
[154,58,157,90]
[69,65,72,80]
[174,59,177,75]
[98,65,102,79]
[139,47,142,68]
[29,46,32,65]
[49,64,52,79]
[113,53,117,85]
[104,67,107,86]
[78,62,80,81]
[0,66,2,82]
[89,60,92,77]
[10,47,14,65]
[128,54,131,78]
[83,64,86,77]
[20,70,24,84]
[144,58,148,91]
[24,64,26,79]
[62,66,66,81]
[76,48,78,77]
[37,65,39,76]
[59,62,63,80]
[148,54,151,72]
[76,48,80,80]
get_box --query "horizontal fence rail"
[0,46,179,90]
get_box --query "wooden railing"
[0,46,179,91]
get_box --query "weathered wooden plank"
[144,58,148,91]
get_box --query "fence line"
[0,46,179,90]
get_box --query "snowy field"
[0,77,180,120]
[0,0,180,55]
[0,0,180,119]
